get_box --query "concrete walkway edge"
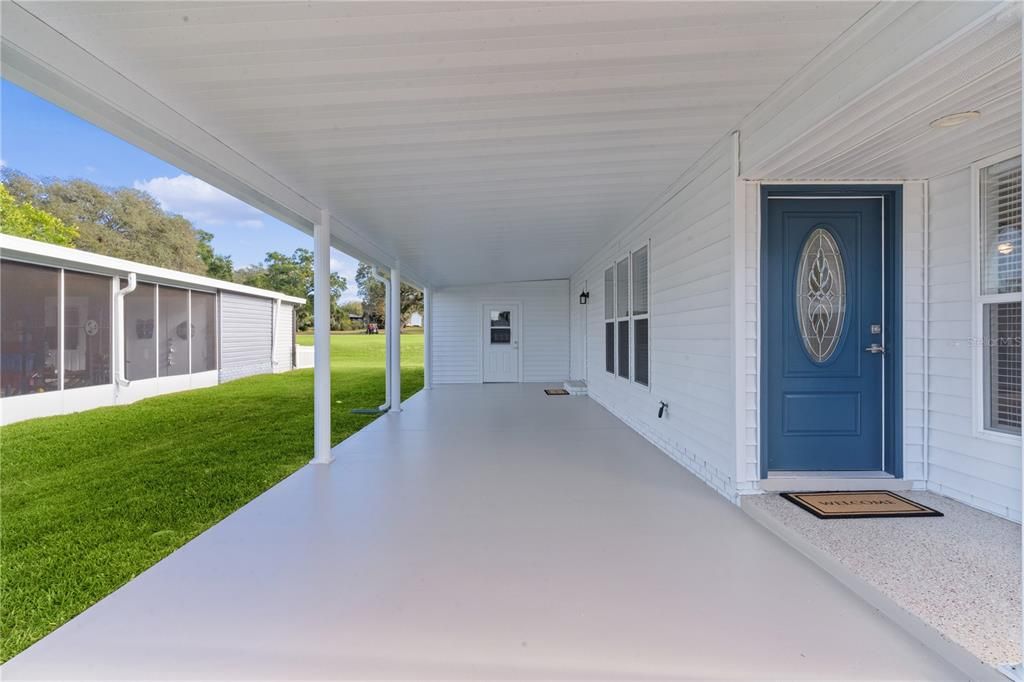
[741,497,1006,682]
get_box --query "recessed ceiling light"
[929,111,981,128]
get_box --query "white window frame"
[600,240,653,389]
[614,255,630,382]
[604,265,615,376]
[630,239,652,391]
[970,147,1022,443]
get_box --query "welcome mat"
[544,388,570,396]
[781,491,944,519]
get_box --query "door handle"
[864,343,885,354]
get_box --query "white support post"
[423,286,432,389]
[311,209,334,464]
[390,262,402,411]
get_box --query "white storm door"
[483,304,520,382]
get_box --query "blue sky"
[1,79,361,301]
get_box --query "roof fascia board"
[0,234,307,304]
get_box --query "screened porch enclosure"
[0,236,304,424]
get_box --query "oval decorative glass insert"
[796,227,846,363]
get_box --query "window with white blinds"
[978,154,1021,436]
[980,156,1021,295]
[984,302,1021,434]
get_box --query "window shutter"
[980,156,1021,295]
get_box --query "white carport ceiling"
[12,1,874,287]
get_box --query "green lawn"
[0,334,423,661]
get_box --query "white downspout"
[371,267,391,412]
[115,273,137,387]
[271,298,281,369]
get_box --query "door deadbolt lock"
[870,324,882,334]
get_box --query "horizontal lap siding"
[571,136,738,500]
[927,169,1020,521]
[903,182,928,484]
[432,280,569,384]
[220,292,273,383]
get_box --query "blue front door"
[763,197,886,471]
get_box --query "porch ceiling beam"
[1,1,429,288]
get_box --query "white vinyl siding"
[928,167,1021,521]
[570,135,737,500]
[431,280,569,384]
[219,292,273,382]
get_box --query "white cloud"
[133,174,265,230]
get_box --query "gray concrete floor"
[744,491,1021,668]
[4,384,962,680]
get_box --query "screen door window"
[490,310,511,344]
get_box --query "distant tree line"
[1,170,423,331]
[354,263,422,328]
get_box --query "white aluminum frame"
[970,146,1023,444]
[57,268,65,391]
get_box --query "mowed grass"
[0,333,423,661]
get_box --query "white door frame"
[481,302,522,383]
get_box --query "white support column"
[311,209,334,464]
[423,286,432,389]
[390,262,402,411]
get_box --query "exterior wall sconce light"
[579,290,590,305]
